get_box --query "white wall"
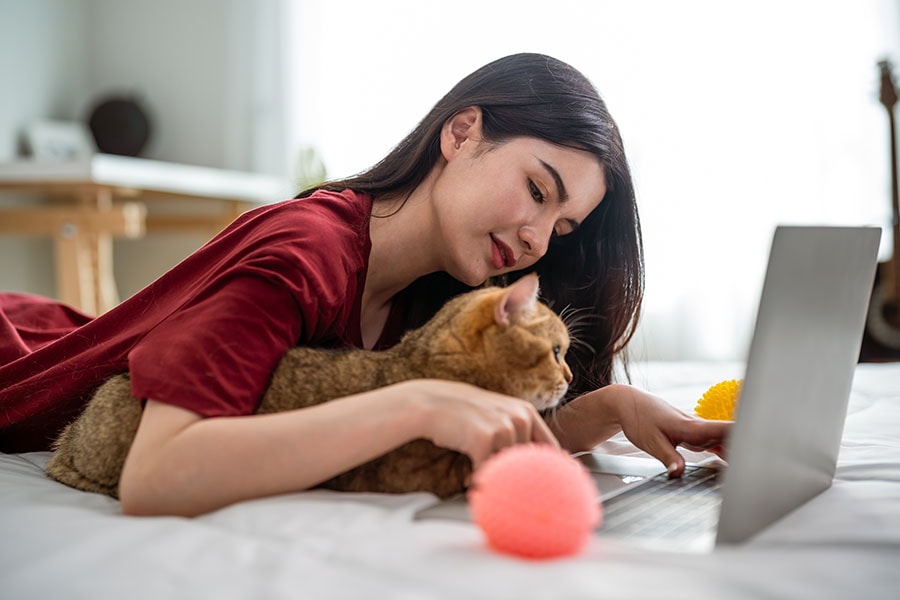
[3,0,898,360]
[84,0,231,168]
[290,0,900,361]
[83,0,289,175]
[0,0,289,301]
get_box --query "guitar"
[860,59,900,361]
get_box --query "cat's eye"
[553,346,561,363]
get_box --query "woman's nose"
[519,221,553,259]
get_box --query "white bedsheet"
[2,362,899,600]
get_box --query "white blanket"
[2,362,899,600]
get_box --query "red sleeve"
[127,191,370,417]
[128,262,302,417]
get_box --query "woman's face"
[433,135,606,286]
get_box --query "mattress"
[2,361,899,599]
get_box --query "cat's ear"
[495,274,540,327]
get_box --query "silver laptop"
[416,226,881,552]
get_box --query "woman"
[0,54,728,516]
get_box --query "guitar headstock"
[878,59,898,112]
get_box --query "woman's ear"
[440,106,483,160]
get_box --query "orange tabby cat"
[47,274,573,500]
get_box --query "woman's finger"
[680,419,731,449]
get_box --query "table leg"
[54,221,96,315]
[52,187,125,316]
[85,188,119,313]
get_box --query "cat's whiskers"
[556,306,595,355]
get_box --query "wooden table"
[0,154,289,315]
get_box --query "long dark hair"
[299,53,643,395]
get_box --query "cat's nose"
[563,365,573,384]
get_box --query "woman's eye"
[551,220,576,241]
[528,180,545,204]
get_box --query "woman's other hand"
[548,384,730,477]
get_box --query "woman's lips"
[490,235,515,269]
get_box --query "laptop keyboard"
[598,466,722,541]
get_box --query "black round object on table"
[87,97,151,156]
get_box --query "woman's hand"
[548,384,730,477]
[405,379,560,468]
[610,385,729,476]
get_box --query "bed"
[1,361,899,599]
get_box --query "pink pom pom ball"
[468,444,601,559]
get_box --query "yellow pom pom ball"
[694,379,742,420]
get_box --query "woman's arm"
[548,384,730,476]
[119,379,558,517]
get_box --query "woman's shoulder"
[217,188,373,256]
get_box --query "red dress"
[0,189,401,452]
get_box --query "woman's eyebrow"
[538,159,569,204]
